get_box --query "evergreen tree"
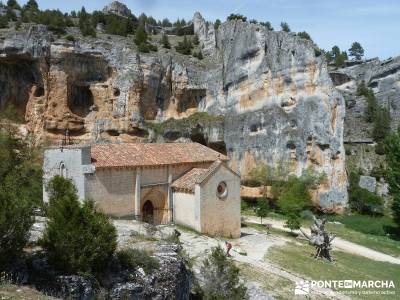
[42,176,117,274]
[280,21,290,32]
[175,35,193,55]
[0,123,42,267]
[161,33,171,49]
[385,130,400,230]
[23,0,38,10]
[349,41,365,60]
[200,246,248,299]
[373,106,391,142]
[6,0,20,9]
[193,34,200,46]
[256,198,269,224]
[78,6,96,37]
[227,13,247,22]
[214,18,221,30]
[161,18,171,27]
[260,21,273,30]
[134,22,148,45]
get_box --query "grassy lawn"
[325,222,400,258]
[236,262,325,300]
[266,242,400,300]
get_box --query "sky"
[15,0,400,59]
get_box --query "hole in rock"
[34,86,45,97]
[68,85,94,117]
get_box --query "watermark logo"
[294,280,396,296]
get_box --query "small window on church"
[216,181,228,199]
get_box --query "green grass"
[325,222,400,258]
[326,215,396,236]
[267,242,400,300]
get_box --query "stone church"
[43,143,241,238]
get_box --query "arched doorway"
[142,200,154,224]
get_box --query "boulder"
[359,175,376,193]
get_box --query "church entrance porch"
[140,187,170,225]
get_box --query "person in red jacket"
[225,241,232,256]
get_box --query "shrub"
[192,50,203,60]
[137,42,150,53]
[65,35,75,42]
[117,248,159,274]
[200,246,248,299]
[297,31,312,41]
[41,176,117,274]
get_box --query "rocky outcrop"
[102,1,132,17]
[0,13,348,210]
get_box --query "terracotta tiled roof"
[91,143,228,168]
[171,168,209,193]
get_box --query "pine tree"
[385,131,400,230]
[349,42,365,60]
[134,22,148,46]
[161,33,170,49]
[78,6,96,37]
[256,198,269,224]
[260,21,273,31]
[214,19,221,30]
[280,21,290,32]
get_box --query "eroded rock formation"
[0,13,348,210]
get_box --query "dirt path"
[244,216,400,265]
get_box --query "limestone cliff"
[0,13,348,210]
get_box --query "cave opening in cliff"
[68,85,94,117]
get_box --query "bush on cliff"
[0,125,41,267]
[42,176,117,274]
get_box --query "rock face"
[0,14,348,210]
[102,1,132,17]
[332,56,400,179]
